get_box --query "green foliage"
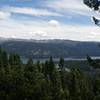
[59,57,65,70]
[0,48,8,68]
[0,48,99,100]
[87,55,100,69]
[9,53,21,66]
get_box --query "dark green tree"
[48,57,55,75]
[2,51,8,67]
[9,53,21,66]
[59,57,65,71]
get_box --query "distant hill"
[0,38,100,58]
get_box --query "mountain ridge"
[0,38,100,59]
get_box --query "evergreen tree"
[87,55,100,69]
[59,57,65,71]
[0,49,3,67]
[2,51,8,67]
[26,58,34,72]
[9,53,21,66]
[0,48,99,100]
[87,55,93,64]
[43,60,49,78]
[36,60,41,72]
[48,57,55,75]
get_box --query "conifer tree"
[2,51,8,67]
[59,57,65,71]
[9,53,21,66]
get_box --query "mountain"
[0,38,100,58]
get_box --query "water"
[22,56,100,63]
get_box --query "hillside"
[0,38,100,58]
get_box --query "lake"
[22,56,100,63]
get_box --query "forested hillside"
[0,48,100,100]
[0,39,100,58]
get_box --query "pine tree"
[36,60,41,72]
[43,60,49,78]
[48,57,55,75]
[26,58,34,72]
[2,51,8,67]
[0,48,3,67]
[9,53,21,66]
[87,55,93,64]
[59,57,65,71]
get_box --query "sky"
[0,0,100,41]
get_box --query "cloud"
[48,0,84,10]
[2,6,62,17]
[46,0,100,17]
[0,0,100,41]
[0,11,11,20]
[0,18,100,41]
[30,31,47,37]
[10,35,17,39]
[48,20,60,27]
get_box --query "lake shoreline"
[21,56,100,63]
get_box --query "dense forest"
[0,48,100,100]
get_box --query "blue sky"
[0,0,100,41]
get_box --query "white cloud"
[48,0,84,10]
[46,0,100,17]
[10,35,17,39]
[48,20,60,27]
[0,18,100,41]
[2,6,62,17]
[30,31,47,37]
[0,1,100,41]
[0,11,11,20]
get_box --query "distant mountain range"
[0,38,100,59]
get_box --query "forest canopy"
[0,48,99,100]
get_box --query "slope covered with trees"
[0,48,99,100]
[1,39,100,58]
